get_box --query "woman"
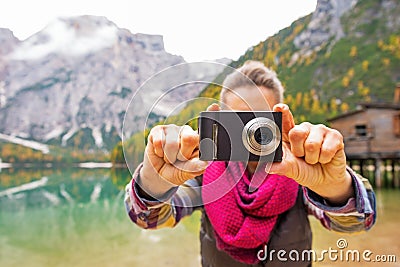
[125,61,376,266]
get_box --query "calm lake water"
[0,167,399,267]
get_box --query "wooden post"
[368,159,374,185]
[395,160,400,189]
[349,160,353,169]
[391,160,395,188]
[360,159,365,177]
[375,158,383,188]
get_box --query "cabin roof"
[327,102,400,122]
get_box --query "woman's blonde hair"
[220,60,284,105]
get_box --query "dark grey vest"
[199,187,312,267]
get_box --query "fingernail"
[211,103,220,110]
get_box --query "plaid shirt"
[125,164,376,232]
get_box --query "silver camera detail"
[242,117,281,156]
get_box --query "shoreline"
[0,162,12,169]
[0,162,123,169]
[77,162,113,168]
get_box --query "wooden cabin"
[328,102,400,160]
[327,85,400,187]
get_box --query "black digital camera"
[198,111,282,162]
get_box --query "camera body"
[198,111,282,162]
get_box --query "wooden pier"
[328,85,400,188]
[347,158,400,189]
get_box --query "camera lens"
[242,117,281,156]
[254,127,273,145]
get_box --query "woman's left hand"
[268,104,354,205]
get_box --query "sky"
[0,0,317,62]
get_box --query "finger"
[273,103,295,142]
[143,143,164,173]
[288,123,311,157]
[319,129,344,164]
[304,124,326,165]
[163,125,180,164]
[174,158,209,183]
[206,103,220,111]
[177,125,199,161]
[159,158,208,185]
[148,126,165,158]
[190,149,200,159]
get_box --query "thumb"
[185,158,209,172]
[268,161,291,176]
[273,103,295,143]
[174,158,209,182]
[266,145,295,178]
[206,103,220,111]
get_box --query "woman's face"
[222,86,279,111]
[222,86,279,168]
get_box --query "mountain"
[0,28,19,57]
[0,15,224,152]
[189,0,400,124]
[112,0,400,166]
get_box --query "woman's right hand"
[139,104,220,197]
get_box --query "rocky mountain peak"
[0,28,19,56]
[60,15,117,32]
[294,0,358,51]
[0,16,224,150]
[10,16,119,60]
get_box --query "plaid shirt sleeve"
[303,167,376,233]
[124,163,202,229]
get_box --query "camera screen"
[254,127,273,145]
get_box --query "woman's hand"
[139,104,220,197]
[268,104,354,205]
[139,124,206,197]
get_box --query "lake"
[0,167,399,267]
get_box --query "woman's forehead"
[222,86,277,111]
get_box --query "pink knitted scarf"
[202,161,299,264]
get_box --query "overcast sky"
[0,0,317,62]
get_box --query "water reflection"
[0,168,201,267]
[311,189,400,266]
[0,168,399,267]
[0,168,117,210]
